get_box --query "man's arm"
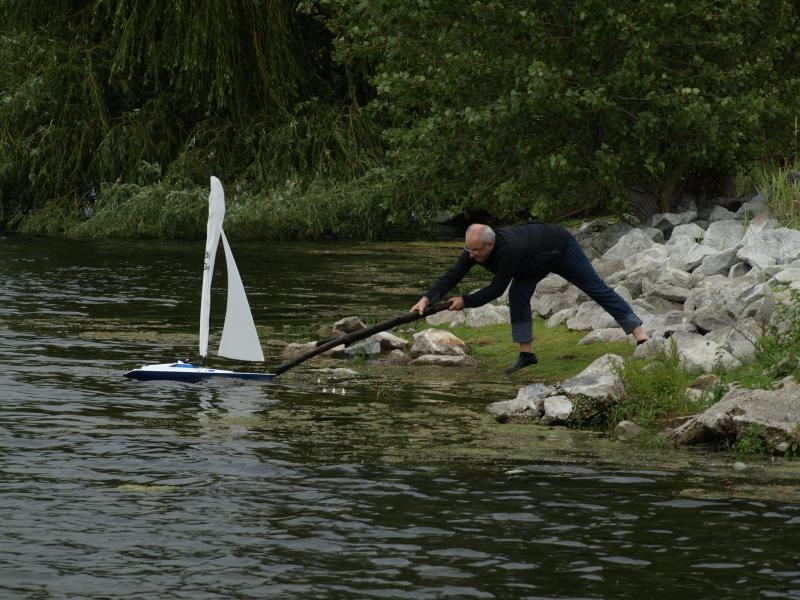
[410,251,474,314]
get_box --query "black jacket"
[424,223,570,307]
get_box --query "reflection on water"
[1,234,800,599]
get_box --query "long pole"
[272,302,450,376]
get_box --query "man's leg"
[554,234,648,342]
[506,277,541,372]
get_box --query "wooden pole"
[271,302,450,376]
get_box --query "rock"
[410,328,467,356]
[690,373,722,390]
[426,309,466,327]
[546,307,577,328]
[344,337,381,361]
[487,383,553,422]
[517,382,556,403]
[666,331,741,373]
[408,354,477,367]
[649,209,698,236]
[466,304,510,327]
[532,285,581,318]
[560,374,626,400]
[737,228,800,270]
[671,222,706,242]
[641,310,698,339]
[333,316,366,334]
[708,205,738,222]
[317,325,334,338]
[541,395,573,425]
[702,219,745,250]
[695,247,740,276]
[667,386,800,451]
[566,301,616,331]
[602,229,655,263]
[383,349,411,365]
[282,341,317,358]
[332,367,359,378]
[373,331,409,351]
[615,420,646,441]
[576,328,629,346]
[325,344,347,358]
[579,354,625,376]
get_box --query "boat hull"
[124,362,276,382]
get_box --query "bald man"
[411,223,649,373]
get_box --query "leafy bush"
[331,0,800,224]
[755,288,800,380]
[611,341,701,430]
[756,164,800,230]
[0,0,381,237]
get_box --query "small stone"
[615,420,646,441]
[333,316,366,334]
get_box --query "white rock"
[410,329,467,357]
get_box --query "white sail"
[198,176,225,358]
[218,230,264,362]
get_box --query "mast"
[199,176,225,360]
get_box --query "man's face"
[465,231,493,263]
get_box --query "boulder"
[615,420,647,441]
[373,331,409,351]
[383,349,411,365]
[576,328,629,346]
[466,304,510,327]
[426,310,466,328]
[667,384,800,452]
[702,219,745,250]
[695,247,740,276]
[487,383,554,422]
[579,353,625,376]
[737,228,800,270]
[560,375,626,401]
[532,285,581,318]
[638,333,740,373]
[602,229,655,263]
[410,328,467,356]
[566,301,616,331]
[541,396,574,425]
[344,337,381,361]
[333,316,366,334]
[408,354,477,367]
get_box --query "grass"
[755,163,800,229]
[446,321,636,382]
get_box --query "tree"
[0,0,372,235]
[330,0,800,224]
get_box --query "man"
[410,222,649,373]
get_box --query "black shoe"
[505,352,538,373]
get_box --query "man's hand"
[447,296,465,311]
[410,297,430,315]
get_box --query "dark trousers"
[509,233,642,343]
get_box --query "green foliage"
[330,0,800,224]
[0,0,382,237]
[725,423,769,456]
[754,288,800,381]
[611,340,702,430]
[3,1,800,238]
[755,163,800,230]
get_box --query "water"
[2,234,800,599]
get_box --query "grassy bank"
[6,163,799,241]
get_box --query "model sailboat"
[125,176,275,382]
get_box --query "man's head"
[465,224,495,263]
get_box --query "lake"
[1,233,799,599]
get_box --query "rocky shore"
[280,190,800,455]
